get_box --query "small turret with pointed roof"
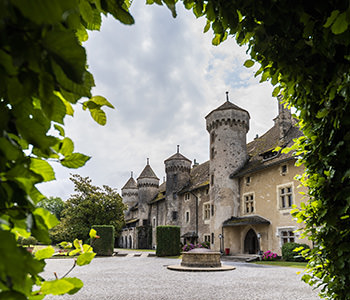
[164,145,191,193]
[121,171,138,211]
[137,159,159,224]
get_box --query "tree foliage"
[0,0,133,298]
[37,197,65,220]
[147,0,350,298]
[51,175,126,243]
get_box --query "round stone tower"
[137,159,159,225]
[205,92,250,250]
[164,146,191,225]
[121,172,138,214]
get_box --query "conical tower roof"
[137,159,159,180]
[121,175,137,190]
[205,92,250,119]
[165,145,191,163]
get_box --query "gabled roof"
[149,182,166,204]
[232,119,302,177]
[137,164,159,180]
[121,176,137,190]
[205,100,249,119]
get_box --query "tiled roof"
[121,176,137,190]
[232,120,302,177]
[137,164,159,180]
[149,182,166,204]
[180,160,210,193]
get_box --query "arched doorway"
[244,229,259,254]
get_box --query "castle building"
[119,95,311,255]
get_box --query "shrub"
[282,242,310,262]
[183,241,210,252]
[91,225,115,256]
[21,236,38,246]
[262,250,278,261]
[156,226,180,257]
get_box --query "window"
[204,203,210,220]
[281,230,295,244]
[172,211,178,221]
[279,186,293,208]
[210,132,215,144]
[211,147,215,159]
[244,193,254,214]
[184,193,190,201]
[281,164,288,175]
[211,204,214,216]
[245,176,251,185]
[173,174,178,185]
[204,234,210,243]
[152,217,156,227]
[185,211,190,223]
[211,233,214,244]
[211,174,214,186]
[206,188,209,194]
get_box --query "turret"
[137,159,159,225]
[164,146,191,225]
[121,172,138,211]
[205,92,250,250]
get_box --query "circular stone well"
[167,248,235,272]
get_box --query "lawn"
[252,260,308,268]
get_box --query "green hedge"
[91,225,115,256]
[282,242,310,262]
[156,226,180,257]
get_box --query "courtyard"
[42,254,320,300]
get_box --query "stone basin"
[181,248,221,268]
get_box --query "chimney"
[277,95,292,144]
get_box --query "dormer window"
[260,149,279,161]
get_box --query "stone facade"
[119,97,312,255]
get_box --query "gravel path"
[42,256,320,300]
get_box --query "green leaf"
[35,246,55,260]
[61,153,91,168]
[212,34,221,46]
[43,29,86,84]
[60,137,74,156]
[54,124,65,137]
[163,0,177,18]
[324,10,340,28]
[89,228,97,238]
[203,20,210,33]
[30,158,55,182]
[40,279,75,295]
[0,291,27,300]
[316,108,328,119]
[244,59,255,68]
[331,12,348,34]
[33,208,59,230]
[76,252,96,266]
[65,278,84,295]
[90,108,107,125]
[89,96,115,108]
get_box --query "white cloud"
[38,2,277,200]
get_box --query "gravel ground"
[42,256,320,300]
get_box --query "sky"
[38,2,278,200]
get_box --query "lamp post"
[218,233,224,254]
[257,232,263,257]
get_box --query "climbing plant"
[145,1,350,298]
[0,0,134,298]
